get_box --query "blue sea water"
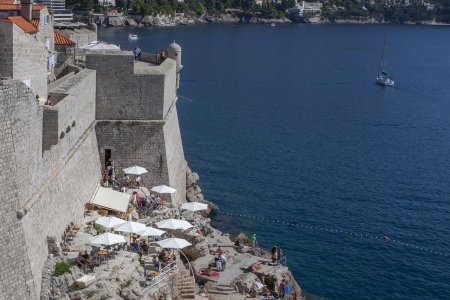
[98,24,450,299]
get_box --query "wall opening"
[104,149,112,170]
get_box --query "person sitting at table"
[76,252,87,270]
[141,241,149,255]
[155,196,162,209]
[130,241,140,253]
[82,251,90,260]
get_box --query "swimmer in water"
[383,235,389,241]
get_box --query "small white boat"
[376,34,395,87]
[128,33,138,40]
[271,22,276,27]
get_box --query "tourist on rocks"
[279,279,287,299]
[271,245,278,263]
[215,255,222,271]
[125,175,131,187]
[251,234,257,248]
[120,186,126,193]
[220,253,227,271]
[234,238,243,250]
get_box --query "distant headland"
[70,0,450,26]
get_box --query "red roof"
[54,32,75,46]
[0,3,46,11]
[31,18,39,27]
[0,0,16,4]
[6,16,37,33]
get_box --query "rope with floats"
[216,209,448,258]
[177,94,195,102]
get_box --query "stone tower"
[86,44,187,206]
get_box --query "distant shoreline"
[83,13,450,28]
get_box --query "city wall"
[0,68,102,298]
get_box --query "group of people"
[129,192,164,213]
[206,246,228,272]
[130,238,149,255]
[158,249,176,268]
[245,275,294,300]
[75,251,97,272]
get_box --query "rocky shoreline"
[43,166,304,300]
[85,11,292,28]
[85,11,449,28]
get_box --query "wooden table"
[66,231,77,237]
[97,250,108,256]
[147,271,160,280]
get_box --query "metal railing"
[143,260,178,291]
[267,255,288,275]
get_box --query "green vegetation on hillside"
[66,0,450,23]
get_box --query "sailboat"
[376,34,395,86]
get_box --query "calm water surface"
[99,24,450,299]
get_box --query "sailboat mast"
[378,33,387,76]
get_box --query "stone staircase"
[178,267,196,299]
[207,284,239,297]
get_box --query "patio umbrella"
[90,233,126,268]
[114,221,146,233]
[90,232,126,245]
[155,219,193,230]
[123,165,148,175]
[137,227,166,237]
[95,216,126,229]
[181,202,208,212]
[151,185,176,194]
[156,238,192,249]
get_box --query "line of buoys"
[177,94,195,102]
[217,210,448,257]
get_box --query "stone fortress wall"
[0,66,101,298]
[0,34,187,298]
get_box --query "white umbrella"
[181,202,208,212]
[95,216,126,228]
[90,232,126,245]
[155,219,193,230]
[151,185,176,194]
[90,233,126,268]
[156,238,192,249]
[137,227,166,237]
[123,165,148,175]
[114,221,146,233]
